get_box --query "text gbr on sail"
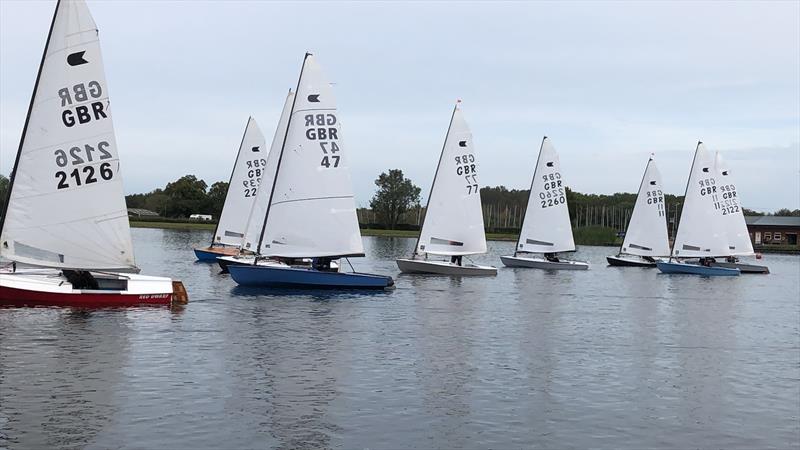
[58,81,107,127]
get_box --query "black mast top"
[0,0,62,238]
[412,102,459,258]
[254,53,311,260]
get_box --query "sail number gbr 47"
[306,113,341,168]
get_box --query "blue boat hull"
[656,261,740,276]
[194,248,222,262]
[228,264,394,289]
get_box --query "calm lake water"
[1,228,799,449]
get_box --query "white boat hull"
[396,258,497,276]
[0,268,183,307]
[500,255,589,270]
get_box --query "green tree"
[163,175,208,218]
[369,169,421,229]
[206,181,229,219]
[742,207,764,216]
[773,208,800,217]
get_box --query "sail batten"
[516,137,575,254]
[0,0,136,271]
[415,104,488,257]
[257,55,364,259]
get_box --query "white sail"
[516,137,575,254]
[672,142,731,258]
[240,90,293,252]
[212,117,267,247]
[620,155,671,257]
[257,54,364,258]
[415,104,487,256]
[0,0,136,271]
[715,151,754,256]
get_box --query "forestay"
[672,142,730,258]
[240,91,293,252]
[257,54,364,258]
[620,155,670,257]
[516,137,575,254]
[416,105,487,256]
[715,151,754,256]
[213,117,267,247]
[0,0,136,271]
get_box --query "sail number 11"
[53,141,114,190]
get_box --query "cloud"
[1,0,798,212]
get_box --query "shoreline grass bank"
[129,220,797,253]
[128,220,608,245]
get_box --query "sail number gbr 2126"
[53,141,114,190]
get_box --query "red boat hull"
[0,285,173,308]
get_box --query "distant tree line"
[125,175,229,219]
[1,171,797,226]
[362,170,800,236]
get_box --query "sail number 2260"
[53,141,114,190]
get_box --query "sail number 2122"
[53,141,114,190]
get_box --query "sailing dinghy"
[217,90,293,272]
[705,152,768,274]
[0,0,188,306]
[396,102,497,276]
[607,155,670,267]
[227,53,394,289]
[194,117,267,261]
[500,137,588,270]
[656,142,740,276]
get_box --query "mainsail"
[212,117,267,247]
[0,0,136,271]
[672,142,730,258]
[715,151,754,256]
[620,155,671,257]
[415,104,487,256]
[516,137,576,254]
[239,90,293,252]
[257,54,364,258]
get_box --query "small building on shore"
[127,208,159,218]
[745,216,800,249]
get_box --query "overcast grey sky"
[1,0,798,211]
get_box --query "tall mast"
[670,141,702,261]
[0,0,61,237]
[412,101,459,258]
[210,116,253,247]
[619,154,654,256]
[514,136,547,257]
[254,53,310,259]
